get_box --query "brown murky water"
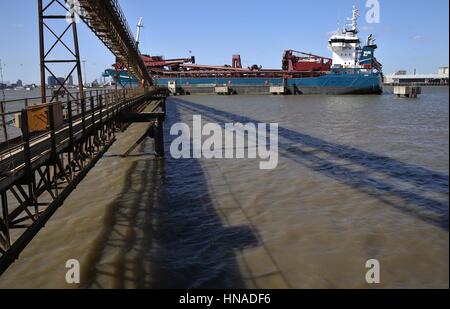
[0,87,448,288]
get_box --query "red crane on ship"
[282,50,332,72]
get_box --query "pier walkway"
[0,88,166,274]
[0,0,161,273]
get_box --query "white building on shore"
[384,67,449,85]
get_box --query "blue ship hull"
[105,69,383,94]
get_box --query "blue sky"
[0,0,448,84]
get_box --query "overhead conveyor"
[77,0,153,85]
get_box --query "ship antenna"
[0,59,5,102]
[346,5,360,32]
[136,17,144,49]
[352,6,360,32]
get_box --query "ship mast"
[136,17,144,49]
[346,6,360,33]
[0,59,5,102]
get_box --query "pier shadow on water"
[174,98,449,231]
[81,103,260,289]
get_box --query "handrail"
[0,88,146,145]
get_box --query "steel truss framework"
[38,0,85,102]
[77,0,153,85]
[0,89,166,274]
[0,0,162,275]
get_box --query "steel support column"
[38,0,84,103]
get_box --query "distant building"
[438,67,449,75]
[384,70,449,85]
[16,80,23,87]
[394,70,407,75]
[68,75,74,86]
[47,76,68,87]
[48,76,58,86]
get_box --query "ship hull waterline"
[105,70,383,95]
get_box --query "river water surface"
[0,87,448,288]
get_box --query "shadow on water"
[174,98,449,231]
[81,102,260,289]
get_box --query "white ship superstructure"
[328,6,361,69]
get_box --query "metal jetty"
[0,0,166,274]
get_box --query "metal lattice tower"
[38,0,85,102]
[38,0,153,103]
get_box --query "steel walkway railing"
[0,88,166,274]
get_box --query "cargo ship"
[104,7,383,95]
